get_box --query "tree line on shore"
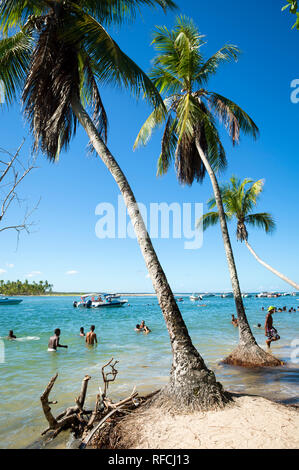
[0,279,53,295]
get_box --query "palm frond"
[195,44,240,85]
[133,100,168,149]
[79,51,108,145]
[22,19,79,161]
[0,30,33,105]
[0,0,46,34]
[157,114,177,175]
[65,10,165,110]
[245,213,276,234]
[207,92,259,145]
[74,0,177,25]
[197,211,220,231]
[241,178,264,215]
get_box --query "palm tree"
[0,1,228,409]
[134,16,281,367]
[201,176,299,291]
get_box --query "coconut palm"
[201,176,299,291]
[0,1,229,409]
[134,16,281,366]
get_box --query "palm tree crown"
[0,0,176,159]
[134,15,259,183]
[201,176,275,241]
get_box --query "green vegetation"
[201,176,299,291]
[0,279,53,295]
[282,1,299,29]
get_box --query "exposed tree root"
[221,344,283,368]
[150,369,232,413]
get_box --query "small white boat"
[0,296,22,305]
[190,294,201,301]
[73,293,127,309]
[221,293,234,298]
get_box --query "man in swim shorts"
[86,325,97,345]
[48,328,68,351]
[265,306,280,348]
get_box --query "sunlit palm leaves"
[0,0,174,159]
[200,176,276,241]
[134,16,259,184]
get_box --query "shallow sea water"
[0,295,298,448]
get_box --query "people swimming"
[135,320,151,333]
[79,327,85,337]
[86,325,97,345]
[48,328,68,352]
[231,314,238,327]
[7,330,16,340]
[265,306,280,349]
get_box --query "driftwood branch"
[102,358,119,397]
[40,373,91,437]
[40,359,145,447]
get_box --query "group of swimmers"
[47,325,98,351]
[261,306,299,313]
[135,320,151,334]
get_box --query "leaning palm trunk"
[71,96,229,410]
[195,137,282,367]
[245,241,299,291]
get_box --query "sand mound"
[116,395,299,449]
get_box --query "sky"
[0,0,298,293]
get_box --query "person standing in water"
[79,327,85,337]
[265,306,280,348]
[7,330,16,340]
[48,328,68,351]
[86,325,97,345]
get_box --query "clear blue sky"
[0,0,298,293]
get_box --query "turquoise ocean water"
[0,295,298,448]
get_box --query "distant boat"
[176,297,184,302]
[0,296,22,305]
[242,293,252,298]
[221,293,234,298]
[190,294,202,301]
[200,293,215,298]
[73,293,127,308]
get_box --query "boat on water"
[176,297,184,302]
[200,293,215,298]
[242,293,252,298]
[73,293,127,308]
[0,296,22,305]
[221,293,234,298]
[190,294,202,301]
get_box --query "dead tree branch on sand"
[40,358,151,447]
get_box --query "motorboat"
[200,293,215,298]
[0,296,22,305]
[221,293,234,298]
[73,293,127,308]
[257,292,268,298]
[176,297,184,302]
[190,294,202,301]
[242,293,252,298]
